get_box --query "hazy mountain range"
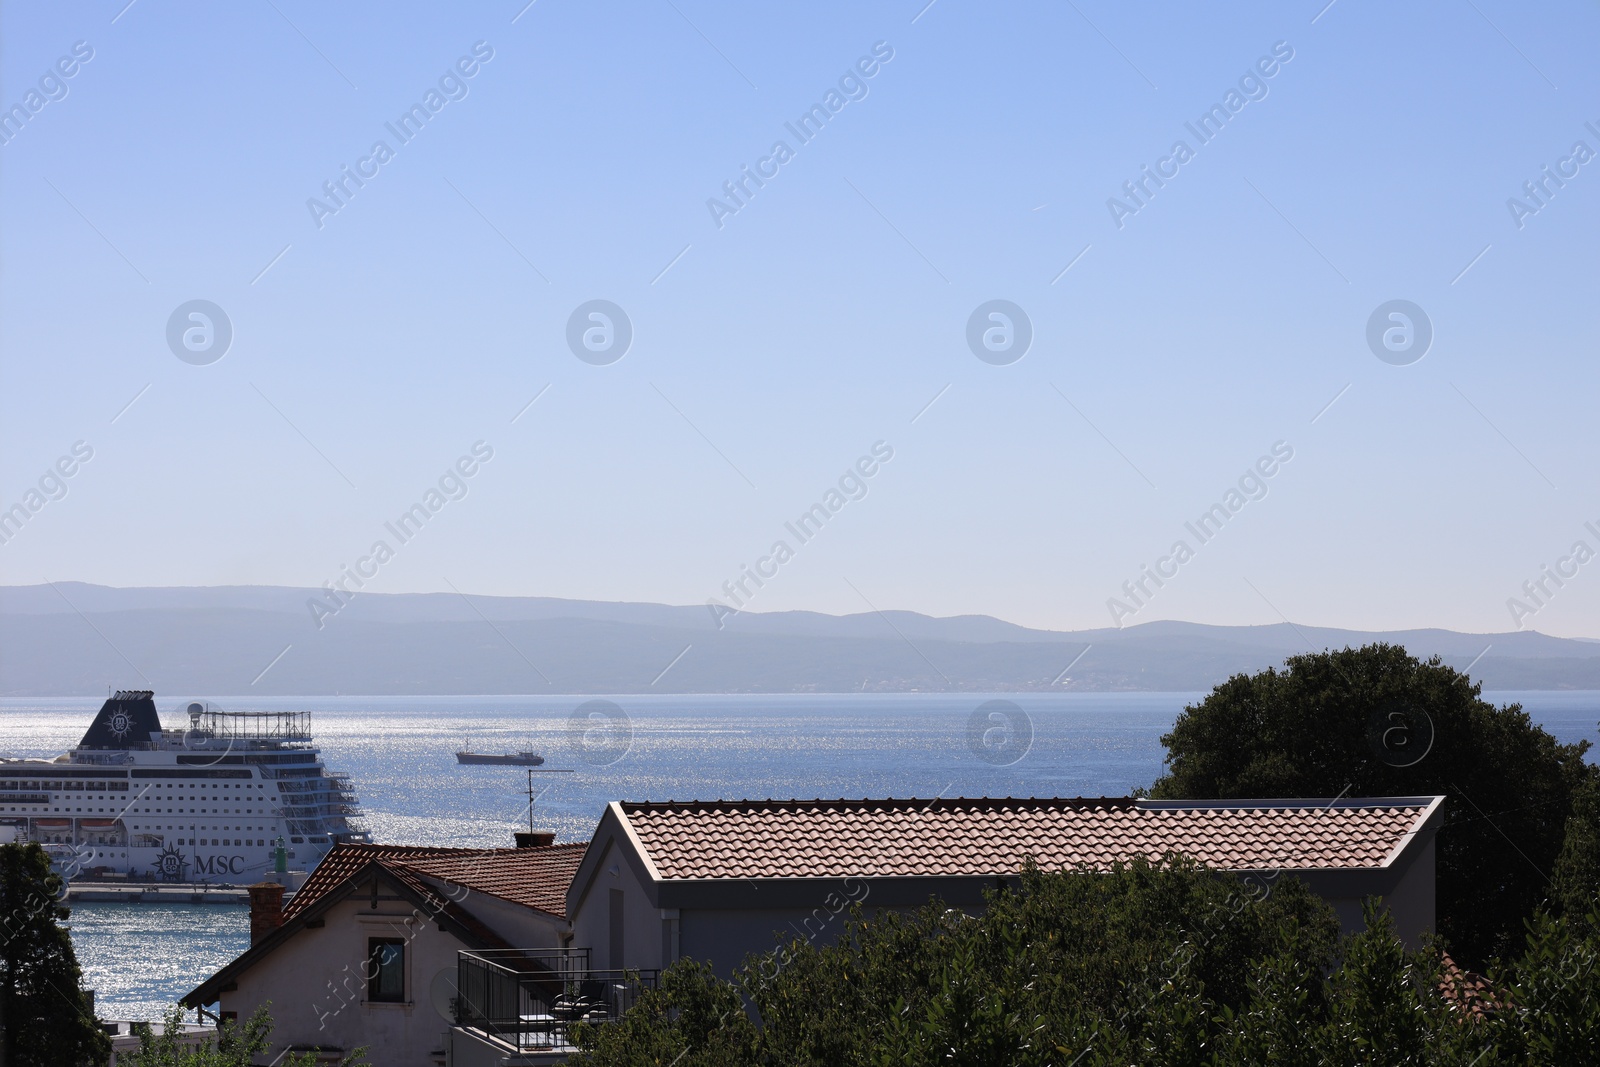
[2,583,1596,697]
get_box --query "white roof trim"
[611,800,666,885]
[1379,794,1446,869]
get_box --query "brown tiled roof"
[401,845,588,916]
[1438,952,1501,1018]
[618,797,1440,881]
[283,842,587,921]
[282,844,465,920]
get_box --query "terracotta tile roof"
[618,797,1441,881]
[1439,952,1500,1018]
[283,844,464,920]
[401,845,588,916]
[283,842,587,922]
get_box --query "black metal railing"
[455,949,656,1051]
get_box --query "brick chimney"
[248,881,286,943]
[514,831,555,848]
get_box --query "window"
[367,939,404,1002]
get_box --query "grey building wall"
[570,832,666,974]
[587,865,1437,979]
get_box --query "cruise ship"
[0,691,369,883]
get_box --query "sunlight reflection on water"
[3,690,1592,1020]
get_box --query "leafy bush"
[568,863,1600,1067]
[122,1004,367,1066]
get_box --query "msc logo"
[193,854,247,876]
[155,844,187,880]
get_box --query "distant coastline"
[4,582,1599,696]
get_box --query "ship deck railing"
[275,780,342,794]
[70,752,135,765]
[183,709,315,740]
[154,734,316,750]
[276,783,360,801]
[454,949,656,1052]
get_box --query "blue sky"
[2,0,1597,638]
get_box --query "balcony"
[452,949,655,1057]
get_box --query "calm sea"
[2,691,1595,1022]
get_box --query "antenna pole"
[526,768,535,833]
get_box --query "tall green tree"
[0,842,111,1067]
[1551,776,1600,932]
[1148,643,1599,966]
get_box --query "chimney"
[514,831,555,848]
[248,881,286,943]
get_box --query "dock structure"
[64,881,264,904]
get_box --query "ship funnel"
[77,691,162,751]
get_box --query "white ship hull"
[0,692,369,885]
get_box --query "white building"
[183,839,585,1066]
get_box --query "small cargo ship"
[455,750,545,767]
